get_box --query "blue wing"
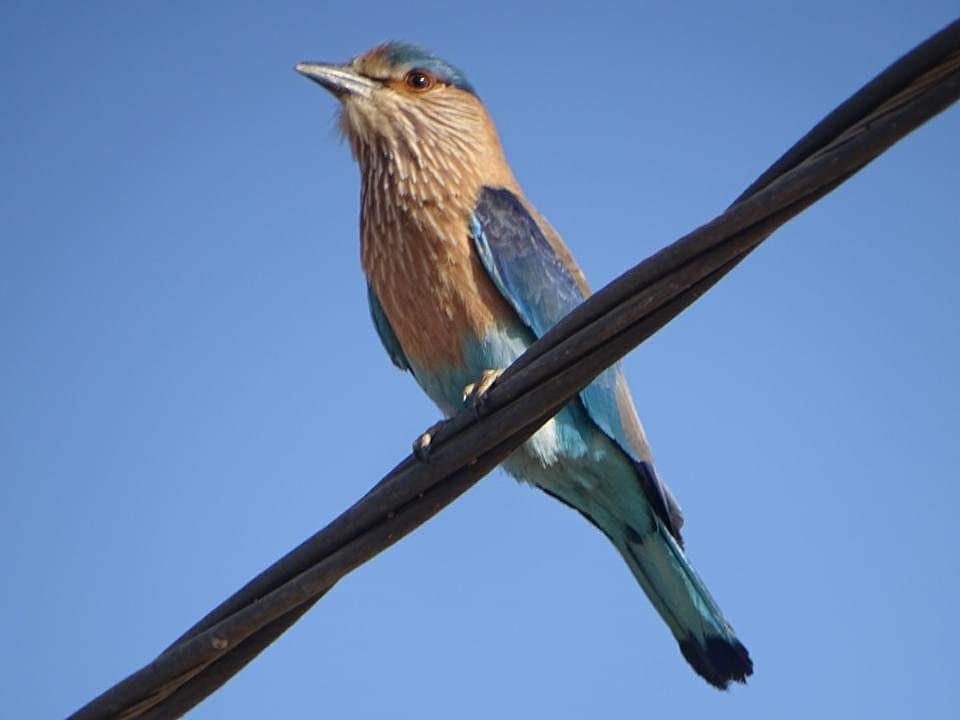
[471,186,684,540]
[367,283,410,372]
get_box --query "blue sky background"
[3,2,959,718]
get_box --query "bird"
[296,42,752,689]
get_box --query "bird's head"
[296,42,510,193]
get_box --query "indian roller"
[297,42,752,689]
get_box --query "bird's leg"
[462,368,505,418]
[414,369,505,462]
[413,419,448,463]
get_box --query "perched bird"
[297,42,752,688]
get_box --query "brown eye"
[404,69,434,91]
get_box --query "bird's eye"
[404,69,434,91]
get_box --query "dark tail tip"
[679,636,753,690]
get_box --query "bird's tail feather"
[618,521,752,689]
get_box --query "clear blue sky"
[3,2,959,718]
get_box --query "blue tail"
[531,456,752,689]
[504,404,752,688]
[618,520,752,689]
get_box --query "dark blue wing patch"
[471,186,681,542]
[470,188,584,338]
[367,283,410,372]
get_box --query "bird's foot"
[413,420,447,463]
[462,368,505,418]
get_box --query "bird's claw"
[412,420,447,463]
[462,368,505,418]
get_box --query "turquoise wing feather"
[471,186,684,540]
[367,283,411,372]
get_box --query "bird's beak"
[295,62,377,100]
